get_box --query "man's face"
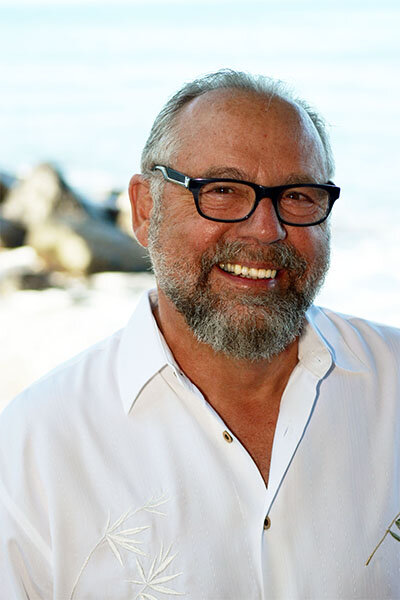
[148,90,331,362]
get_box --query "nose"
[234,196,287,244]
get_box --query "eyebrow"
[198,167,320,185]
[200,167,248,180]
[283,173,320,185]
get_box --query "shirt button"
[222,430,233,443]
[264,516,271,530]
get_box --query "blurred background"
[1,0,399,406]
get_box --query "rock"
[0,217,26,248]
[71,217,150,273]
[1,163,150,278]
[27,216,151,276]
[1,163,86,228]
[102,189,121,224]
[27,220,91,275]
[19,271,57,291]
[0,171,17,206]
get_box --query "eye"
[198,181,255,220]
[282,190,315,204]
[278,186,329,219]
[205,184,238,196]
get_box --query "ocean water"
[0,0,399,326]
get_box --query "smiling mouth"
[219,263,278,280]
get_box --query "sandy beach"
[0,272,155,411]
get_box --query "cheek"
[191,223,229,253]
[165,212,230,255]
[163,190,233,251]
[288,225,330,263]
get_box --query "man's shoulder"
[315,305,400,339]
[309,305,400,366]
[0,328,130,506]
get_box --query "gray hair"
[141,68,335,182]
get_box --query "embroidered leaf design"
[109,508,134,532]
[105,523,150,560]
[69,495,169,599]
[152,545,178,578]
[140,593,158,600]
[147,555,158,580]
[150,585,183,595]
[142,495,169,516]
[118,527,150,536]
[151,574,183,585]
[129,544,184,598]
[106,536,124,566]
[136,557,147,582]
[145,508,168,516]
[366,510,400,566]
[113,541,147,555]
[389,530,400,542]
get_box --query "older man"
[1,70,399,599]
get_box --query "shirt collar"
[117,289,169,414]
[117,289,198,414]
[117,292,367,414]
[304,305,368,374]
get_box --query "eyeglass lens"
[198,182,330,224]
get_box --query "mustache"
[201,240,308,276]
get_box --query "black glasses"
[153,165,340,227]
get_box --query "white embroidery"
[128,543,184,598]
[69,494,170,599]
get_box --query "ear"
[128,174,153,247]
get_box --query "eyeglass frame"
[153,165,340,227]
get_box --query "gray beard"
[148,223,330,362]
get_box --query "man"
[1,69,399,599]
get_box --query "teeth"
[219,263,277,280]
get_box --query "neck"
[152,288,299,414]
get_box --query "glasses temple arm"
[154,165,189,188]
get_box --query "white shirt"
[1,290,400,600]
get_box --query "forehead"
[173,89,327,183]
